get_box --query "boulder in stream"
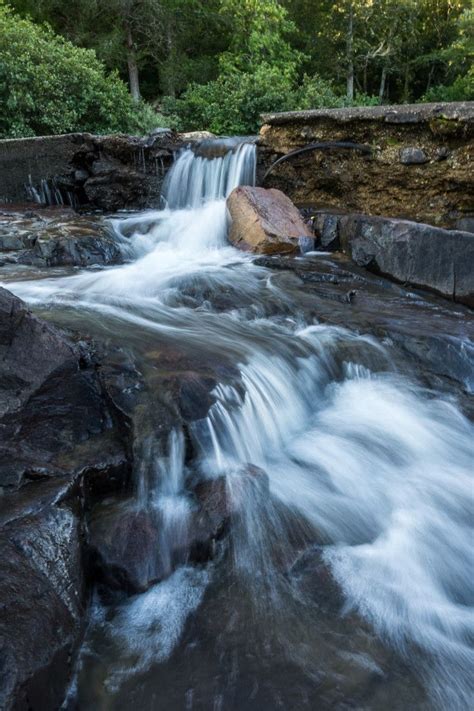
[87,500,163,596]
[309,210,474,307]
[227,186,313,254]
[0,288,129,490]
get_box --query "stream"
[3,140,473,710]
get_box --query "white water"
[5,141,474,709]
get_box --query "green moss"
[385,136,402,147]
[429,117,462,138]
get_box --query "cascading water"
[3,139,473,711]
[162,140,256,209]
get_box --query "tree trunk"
[166,25,175,98]
[346,3,354,101]
[379,66,387,102]
[402,63,410,103]
[124,20,141,102]
[426,64,435,94]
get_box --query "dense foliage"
[3,0,473,137]
[0,1,165,137]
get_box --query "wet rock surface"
[227,186,313,254]
[0,288,129,490]
[87,500,162,596]
[253,252,474,413]
[0,209,123,267]
[0,496,85,711]
[0,131,184,210]
[309,210,474,307]
[0,189,473,710]
[0,287,134,709]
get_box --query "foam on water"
[191,324,474,708]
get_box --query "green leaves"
[0,2,166,137]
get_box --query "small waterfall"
[162,139,256,209]
[25,174,77,208]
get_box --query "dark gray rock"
[0,288,129,491]
[298,235,316,254]
[399,147,429,165]
[87,501,162,596]
[0,213,123,267]
[0,288,137,710]
[87,475,231,598]
[30,220,122,266]
[313,212,340,250]
[84,170,148,212]
[0,498,85,711]
[455,216,474,234]
[435,146,451,161]
[74,169,89,183]
[336,214,474,307]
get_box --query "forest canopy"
[1,0,473,138]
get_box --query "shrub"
[166,64,298,135]
[168,70,380,135]
[422,67,474,102]
[0,2,166,138]
[295,75,345,110]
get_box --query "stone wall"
[258,102,474,228]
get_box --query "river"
[3,140,473,710]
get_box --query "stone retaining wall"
[258,102,474,228]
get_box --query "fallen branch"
[263,141,373,181]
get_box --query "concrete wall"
[0,131,182,211]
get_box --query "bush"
[166,63,301,135]
[295,75,345,110]
[422,67,474,103]
[168,69,380,135]
[0,2,166,138]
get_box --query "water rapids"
[4,139,473,710]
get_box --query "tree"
[168,0,305,134]
[9,0,226,102]
[0,1,160,137]
[284,0,471,103]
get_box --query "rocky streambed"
[0,140,473,710]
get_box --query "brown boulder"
[227,186,313,254]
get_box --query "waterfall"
[162,139,256,209]
[25,174,76,208]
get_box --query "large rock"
[87,467,269,599]
[337,215,474,307]
[0,211,123,267]
[0,288,129,490]
[0,288,132,709]
[0,495,86,711]
[87,501,163,596]
[227,186,313,254]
